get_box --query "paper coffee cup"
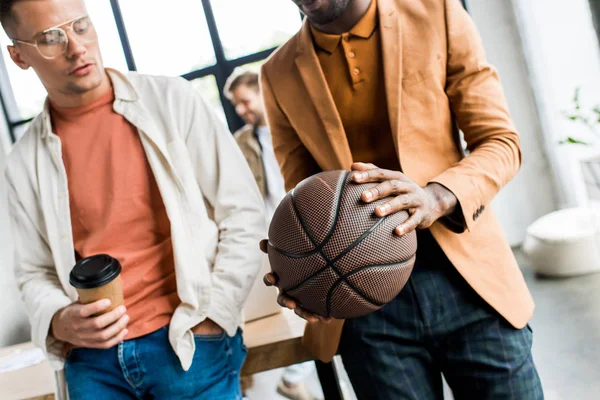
[69,254,124,314]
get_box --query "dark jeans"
[339,230,543,400]
[65,326,247,400]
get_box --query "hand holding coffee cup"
[51,255,129,349]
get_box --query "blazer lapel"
[379,0,403,158]
[294,21,352,170]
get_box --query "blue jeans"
[65,326,247,400]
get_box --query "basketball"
[267,170,417,319]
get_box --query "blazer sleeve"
[429,0,522,233]
[260,66,321,191]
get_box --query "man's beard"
[307,0,352,25]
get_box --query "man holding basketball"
[261,0,543,398]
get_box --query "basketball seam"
[341,255,417,280]
[286,170,349,256]
[329,218,387,265]
[268,244,318,259]
[281,216,387,293]
[325,254,417,316]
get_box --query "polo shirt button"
[353,68,360,75]
[348,51,356,58]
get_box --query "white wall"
[0,110,30,347]
[511,0,600,208]
[468,0,558,245]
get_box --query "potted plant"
[561,88,600,202]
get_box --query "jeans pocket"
[64,347,79,364]
[234,333,248,371]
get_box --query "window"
[190,75,226,124]
[211,0,301,60]
[84,0,128,71]
[590,0,600,47]
[118,0,216,76]
[0,0,303,143]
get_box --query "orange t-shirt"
[51,87,179,341]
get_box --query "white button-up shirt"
[5,69,266,372]
[255,125,287,218]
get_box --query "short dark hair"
[223,71,260,100]
[0,0,23,35]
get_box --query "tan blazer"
[234,125,267,198]
[260,0,534,362]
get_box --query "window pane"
[211,0,302,60]
[189,75,226,126]
[234,59,266,74]
[119,0,216,76]
[84,0,128,71]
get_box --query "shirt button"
[348,51,356,58]
[353,68,360,75]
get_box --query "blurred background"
[1,0,600,399]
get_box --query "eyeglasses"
[11,15,97,59]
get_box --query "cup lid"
[69,254,121,289]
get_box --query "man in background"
[225,70,317,400]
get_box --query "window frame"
[1,0,467,143]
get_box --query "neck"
[311,0,372,34]
[48,71,112,109]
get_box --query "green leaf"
[559,137,590,145]
[574,87,581,109]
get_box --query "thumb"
[351,162,378,172]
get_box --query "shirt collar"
[310,0,378,53]
[40,68,138,139]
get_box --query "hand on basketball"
[351,162,458,235]
[260,239,332,324]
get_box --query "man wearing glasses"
[1,0,265,399]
